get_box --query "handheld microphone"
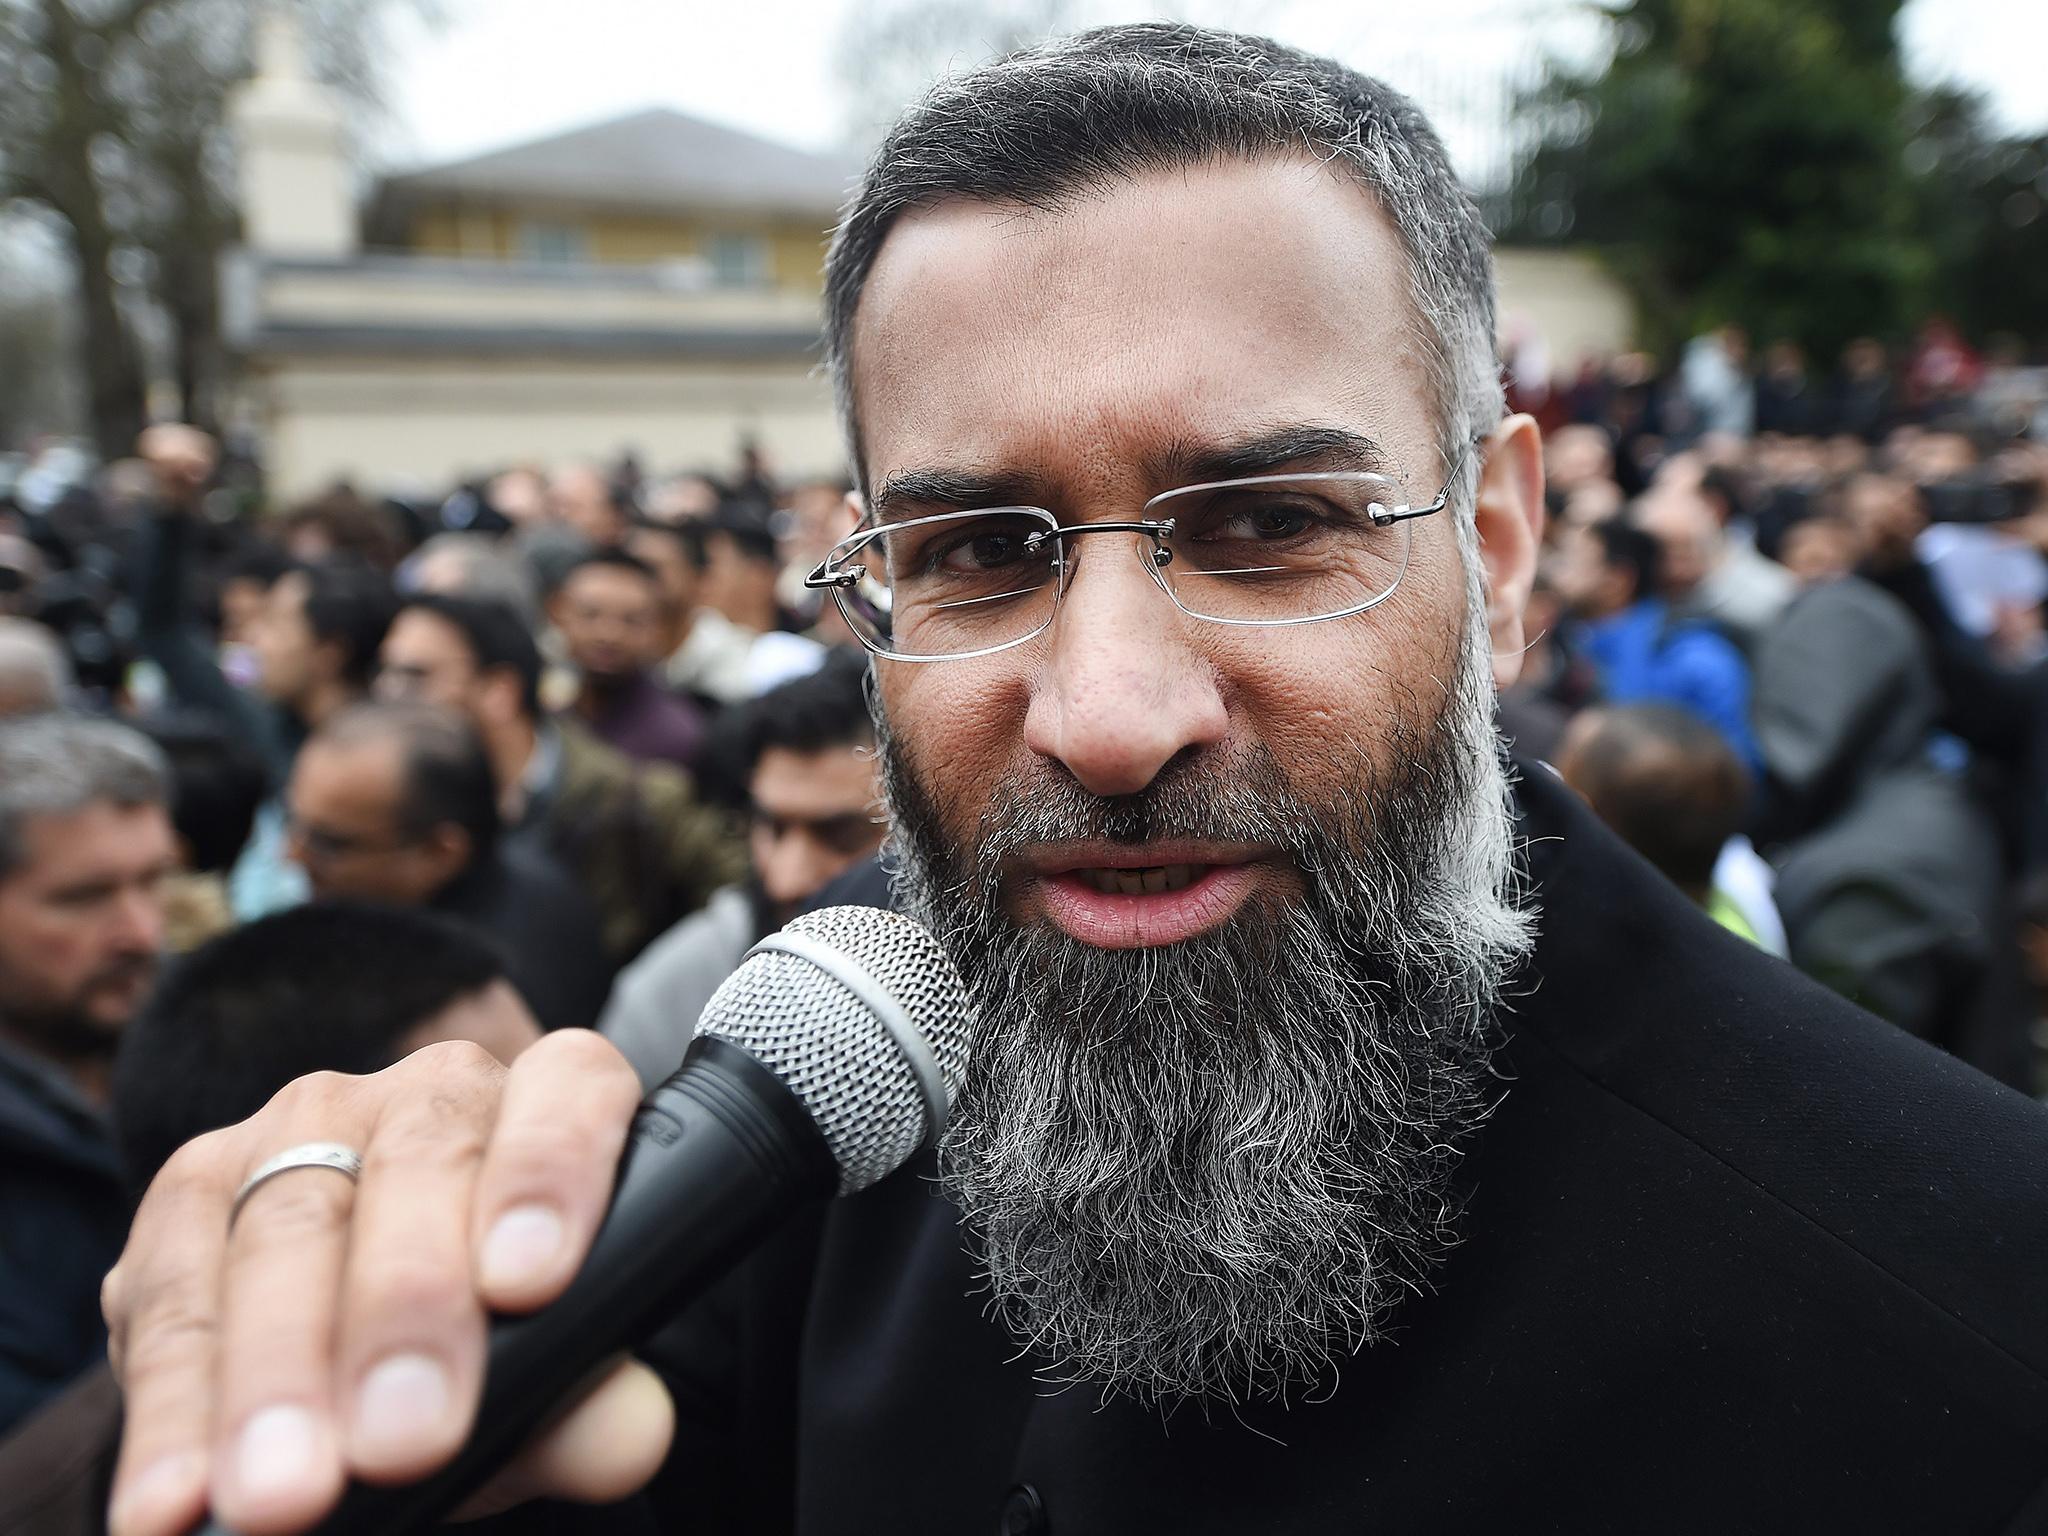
[197,904,972,1536]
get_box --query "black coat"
[525,764,2048,1533]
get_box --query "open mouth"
[1072,863,1202,896]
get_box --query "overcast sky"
[378,0,2048,179]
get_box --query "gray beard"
[874,616,1535,1406]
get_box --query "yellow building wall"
[404,202,830,292]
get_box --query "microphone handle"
[195,1035,839,1536]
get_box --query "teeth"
[1078,864,1199,895]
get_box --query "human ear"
[1472,414,1545,691]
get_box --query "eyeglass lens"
[835,475,1413,659]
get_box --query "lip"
[1023,841,1272,949]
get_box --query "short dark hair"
[319,701,501,858]
[822,24,1499,496]
[1562,704,1749,898]
[629,518,708,573]
[221,541,293,590]
[705,503,779,567]
[296,559,399,690]
[699,650,874,810]
[138,713,268,874]
[1595,520,1663,606]
[399,593,544,719]
[111,902,507,1190]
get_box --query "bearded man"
[103,27,2048,1536]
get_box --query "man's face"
[851,157,1539,1402]
[378,610,482,716]
[0,802,175,1058]
[286,737,459,905]
[556,566,665,685]
[860,159,1478,934]
[1548,522,1628,618]
[697,532,778,628]
[747,742,885,926]
[250,572,323,708]
[625,528,700,628]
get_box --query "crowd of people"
[1,318,2045,1510]
[0,429,894,1478]
[1504,326,2048,1092]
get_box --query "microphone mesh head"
[696,905,972,1194]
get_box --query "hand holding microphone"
[102,907,970,1536]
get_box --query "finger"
[472,1030,644,1312]
[205,1078,376,1534]
[449,1359,675,1521]
[335,1042,503,1483]
[106,1141,235,1536]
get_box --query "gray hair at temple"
[0,713,169,880]
[822,22,1503,521]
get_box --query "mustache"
[960,744,1319,890]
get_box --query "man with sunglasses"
[104,25,2048,1536]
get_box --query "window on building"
[706,232,770,288]
[518,221,589,264]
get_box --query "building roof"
[376,107,860,219]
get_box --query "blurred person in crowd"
[0,617,71,715]
[1840,468,2048,868]
[277,487,403,572]
[1551,517,1758,767]
[1830,338,1895,443]
[1777,513,1861,587]
[1636,457,1793,651]
[286,701,610,1032]
[0,903,543,1532]
[1680,324,1753,440]
[1752,341,1815,438]
[1540,424,1615,503]
[639,518,827,705]
[401,532,541,625]
[1753,572,2029,1087]
[215,542,294,653]
[1556,704,1783,952]
[1905,318,1984,420]
[553,550,706,769]
[133,425,399,916]
[377,593,743,963]
[0,533,47,619]
[697,501,785,635]
[0,715,174,1436]
[135,715,267,954]
[486,467,550,530]
[549,464,631,550]
[602,653,883,1088]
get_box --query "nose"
[1023,536,1228,797]
[112,882,165,956]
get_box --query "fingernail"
[481,1204,564,1289]
[234,1404,319,1505]
[354,1352,450,1454]
[109,1451,204,1536]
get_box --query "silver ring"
[229,1141,364,1228]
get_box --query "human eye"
[1179,485,1361,546]
[895,515,1044,580]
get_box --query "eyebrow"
[868,424,1393,525]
